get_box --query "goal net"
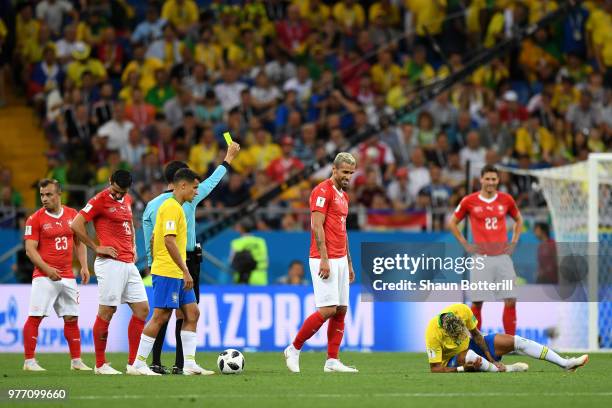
[503,153,612,350]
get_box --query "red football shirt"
[309,179,349,259]
[454,192,520,255]
[24,206,79,279]
[79,188,135,263]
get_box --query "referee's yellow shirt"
[424,304,478,367]
[151,197,186,279]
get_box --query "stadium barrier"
[0,284,579,353]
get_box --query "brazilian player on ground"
[130,168,213,376]
[426,303,589,373]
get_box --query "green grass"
[1,352,611,408]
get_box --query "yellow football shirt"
[425,304,478,367]
[151,197,187,279]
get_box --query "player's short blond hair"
[333,152,356,168]
[442,313,468,343]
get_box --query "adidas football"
[217,349,245,374]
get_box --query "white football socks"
[465,349,499,372]
[133,334,155,368]
[514,335,567,368]
[181,330,197,367]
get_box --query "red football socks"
[327,310,346,359]
[23,316,43,359]
[93,316,110,368]
[63,320,81,359]
[293,311,327,350]
[471,303,482,330]
[503,304,517,335]
[127,315,146,365]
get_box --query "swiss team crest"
[498,205,505,214]
[474,206,483,213]
[42,223,52,230]
[109,207,116,213]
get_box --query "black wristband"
[221,161,231,171]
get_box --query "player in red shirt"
[284,152,358,373]
[71,170,149,375]
[448,164,523,335]
[22,179,91,371]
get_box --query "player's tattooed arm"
[469,329,505,371]
[312,212,328,260]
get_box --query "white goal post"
[501,153,612,351]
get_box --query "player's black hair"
[110,169,132,189]
[480,164,499,177]
[38,178,62,193]
[173,168,200,184]
[164,161,189,183]
[535,222,551,238]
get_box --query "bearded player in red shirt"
[71,170,149,375]
[284,152,358,373]
[448,164,523,335]
[22,179,91,371]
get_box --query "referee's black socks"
[152,321,169,366]
[175,319,184,369]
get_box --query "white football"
[217,349,245,374]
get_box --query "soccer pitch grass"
[1,352,611,408]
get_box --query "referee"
[142,142,240,374]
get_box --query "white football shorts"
[94,257,148,306]
[309,256,350,307]
[28,277,79,317]
[469,254,517,301]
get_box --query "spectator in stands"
[214,172,250,208]
[420,164,453,231]
[92,82,114,127]
[407,148,431,201]
[145,67,176,110]
[119,128,147,170]
[277,260,307,285]
[426,132,451,169]
[460,130,487,182]
[214,67,247,112]
[275,4,310,57]
[146,23,182,68]
[566,90,602,132]
[35,0,75,37]
[357,166,387,208]
[125,88,156,131]
[515,113,556,164]
[131,6,165,46]
[163,86,196,130]
[266,136,305,184]
[188,126,218,176]
[66,43,106,87]
[133,151,163,186]
[96,101,134,150]
[195,89,224,126]
[479,109,513,159]
[387,167,412,210]
[534,222,558,284]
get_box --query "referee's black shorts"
[186,247,201,303]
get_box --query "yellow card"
[223,132,233,146]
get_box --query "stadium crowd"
[0,0,610,232]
